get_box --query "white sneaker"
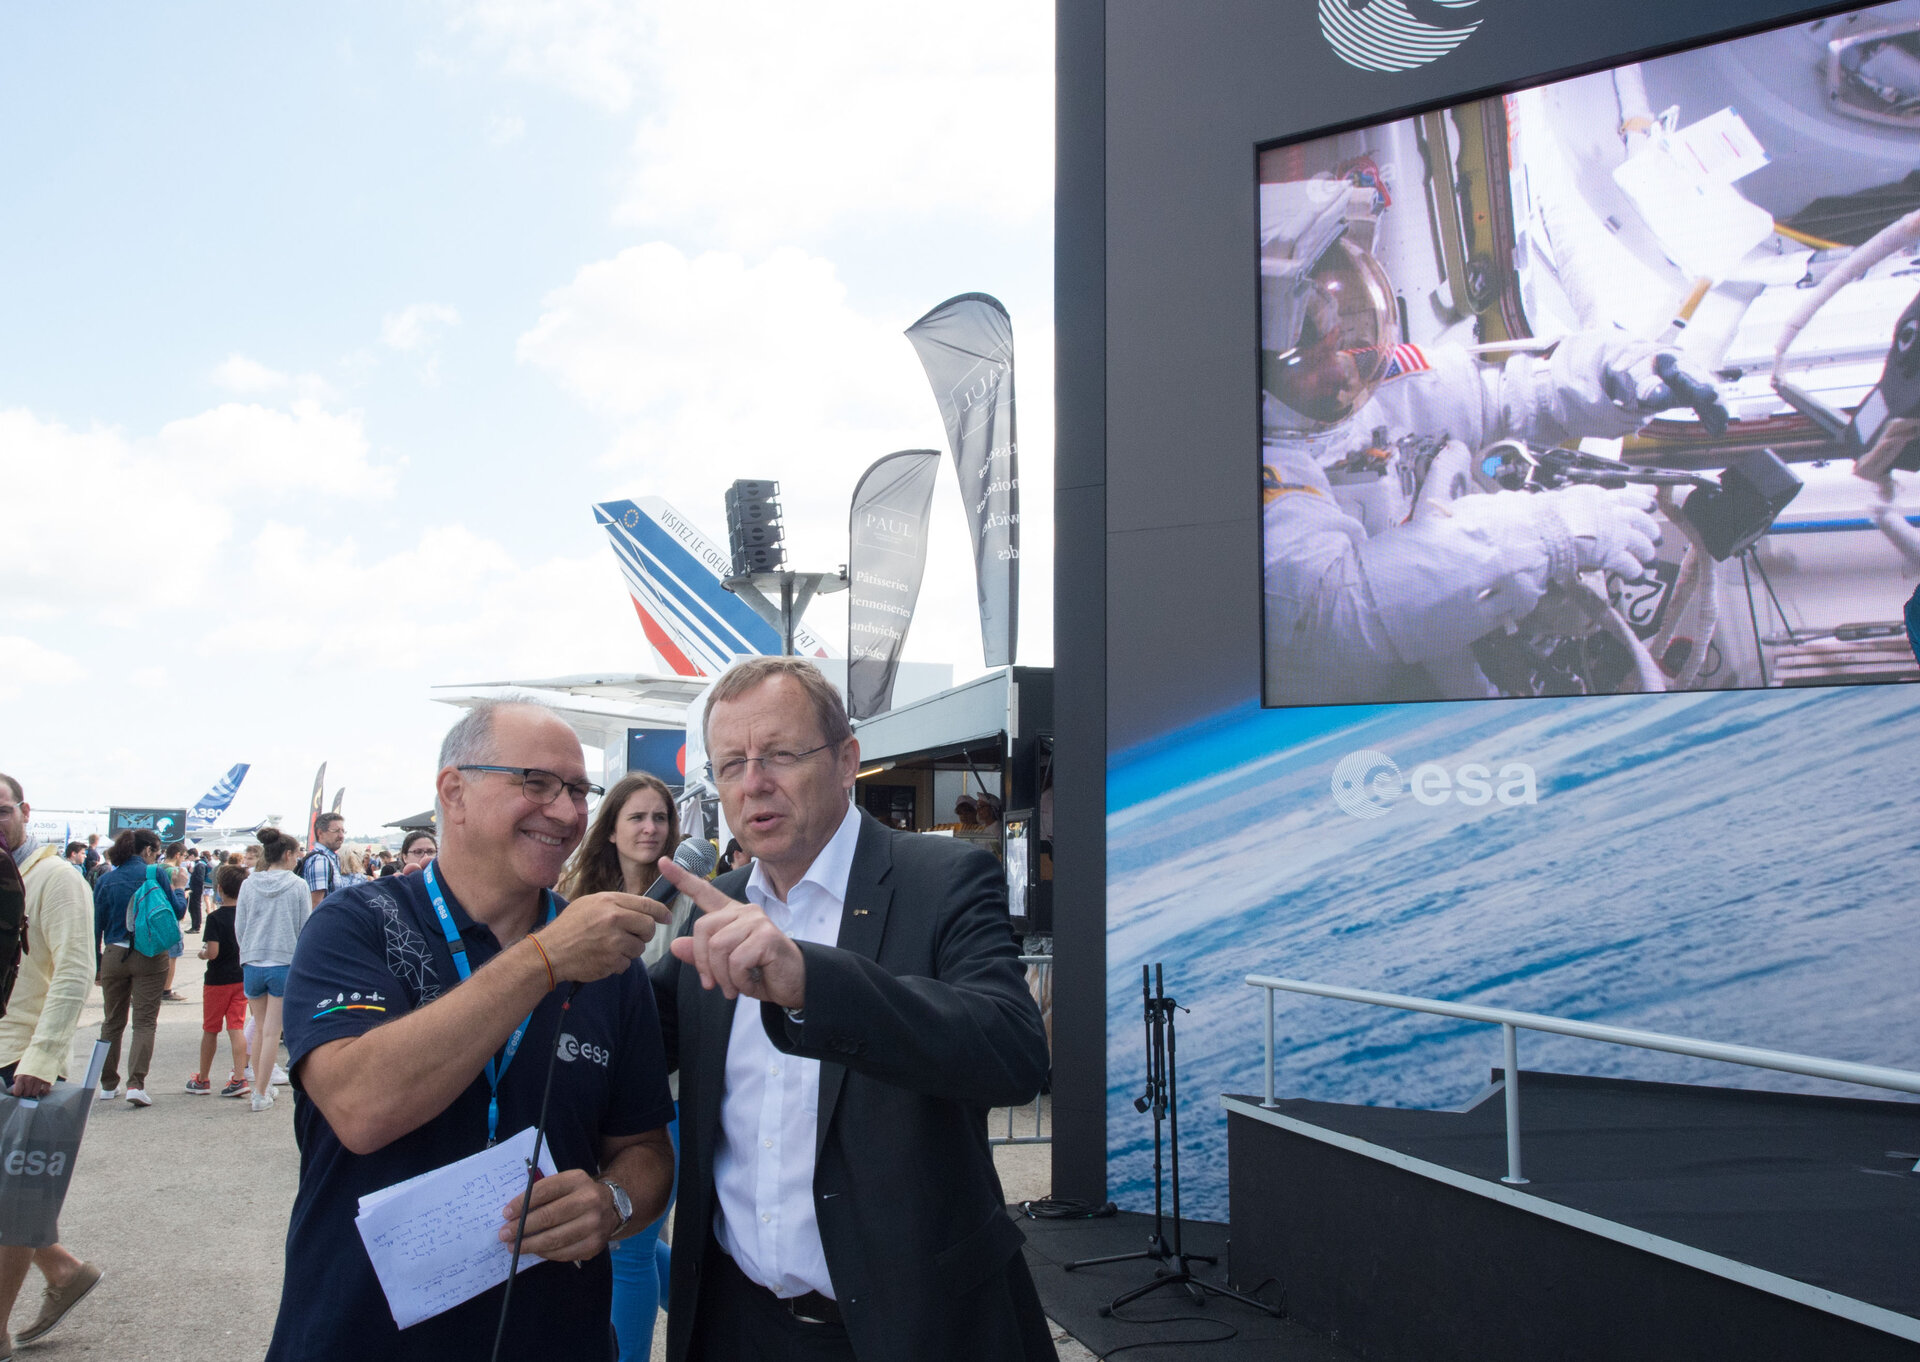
[125,1088,152,1108]
[270,1064,288,1087]
[95,1086,123,1102]
[243,1065,254,1082]
[249,1089,275,1113]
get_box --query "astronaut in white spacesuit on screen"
[1260,177,1726,706]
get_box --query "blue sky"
[1,1,1054,830]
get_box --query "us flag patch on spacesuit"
[1380,344,1430,382]
[1263,465,1326,505]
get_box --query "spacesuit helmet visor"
[1262,237,1400,433]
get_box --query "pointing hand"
[658,856,806,1009]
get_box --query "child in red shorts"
[187,864,249,1097]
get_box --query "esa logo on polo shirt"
[557,1033,609,1068]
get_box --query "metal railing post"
[1263,986,1277,1109]
[1501,1022,1527,1185]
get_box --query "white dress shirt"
[712,801,861,1299]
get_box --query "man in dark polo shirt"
[265,701,677,1362]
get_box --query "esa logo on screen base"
[4,1150,67,1177]
[1331,749,1537,819]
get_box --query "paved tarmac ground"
[7,967,1093,1362]
[6,966,297,1361]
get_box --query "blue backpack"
[126,866,183,957]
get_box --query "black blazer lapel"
[815,812,894,1158]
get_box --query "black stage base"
[1226,1071,1920,1362]
[1016,1206,1360,1360]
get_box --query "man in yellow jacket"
[0,774,103,1357]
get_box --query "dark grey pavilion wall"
[1051,0,1108,1204]
[1051,0,1859,1202]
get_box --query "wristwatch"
[601,1178,634,1233]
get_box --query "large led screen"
[1259,2,1920,709]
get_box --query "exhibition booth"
[1046,1,1920,1356]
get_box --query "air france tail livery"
[594,497,834,676]
[186,763,251,831]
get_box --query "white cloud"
[485,113,527,145]
[0,398,394,627]
[439,0,1052,248]
[0,635,85,701]
[0,408,228,625]
[516,243,930,533]
[212,353,289,393]
[516,240,1055,669]
[158,400,394,499]
[438,0,655,112]
[212,354,338,402]
[380,302,462,352]
[616,4,1052,248]
[216,521,633,679]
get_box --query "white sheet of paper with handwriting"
[353,1125,561,1329]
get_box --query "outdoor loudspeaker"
[725,479,785,576]
[725,480,782,526]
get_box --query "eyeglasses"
[404,845,436,861]
[706,742,837,787]
[457,766,604,806]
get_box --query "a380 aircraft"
[27,762,255,847]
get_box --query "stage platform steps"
[1225,1070,1920,1362]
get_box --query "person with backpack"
[160,844,190,1002]
[236,827,311,1112]
[302,812,345,909]
[91,828,179,1107]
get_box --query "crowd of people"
[1,654,1053,1362]
[46,819,445,1111]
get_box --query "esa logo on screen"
[1330,749,1537,819]
[1318,0,1483,73]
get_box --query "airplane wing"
[186,763,251,831]
[594,496,835,677]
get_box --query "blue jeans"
[609,1113,678,1362]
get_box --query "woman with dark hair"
[720,838,749,873]
[396,829,436,876]
[91,828,172,1105]
[235,827,309,1112]
[557,770,680,1362]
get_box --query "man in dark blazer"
[650,657,1056,1362]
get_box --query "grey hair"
[433,697,549,824]
[702,657,853,748]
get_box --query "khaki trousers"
[98,943,167,1090]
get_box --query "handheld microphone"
[641,836,718,902]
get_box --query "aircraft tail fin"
[186,763,251,831]
[593,497,836,675]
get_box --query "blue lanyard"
[422,861,556,1146]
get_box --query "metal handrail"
[1248,973,1920,1185]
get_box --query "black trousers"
[688,1244,857,1362]
[186,892,203,932]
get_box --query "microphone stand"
[490,982,582,1362]
[1064,965,1280,1318]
